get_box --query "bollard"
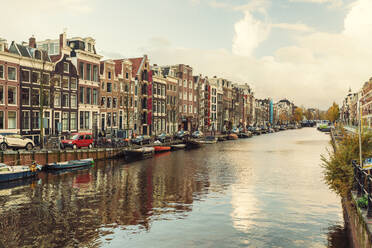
[16,151,20,165]
[45,151,48,164]
[57,150,61,162]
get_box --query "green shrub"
[357,195,368,209]
[321,129,372,199]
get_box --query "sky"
[1,0,371,109]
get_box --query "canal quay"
[0,128,351,248]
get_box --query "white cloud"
[145,0,372,109]
[232,10,271,56]
[272,23,314,32]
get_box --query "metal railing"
[352,160,372,217]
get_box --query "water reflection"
[0,128,351,248]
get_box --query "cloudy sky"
[1,0,371,109]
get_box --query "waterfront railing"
[352,160,372,217]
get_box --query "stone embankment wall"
[0,148,123,166]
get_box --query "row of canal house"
[0,31,278,144]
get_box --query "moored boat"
[238,132,252,138]
[170,144,186,150]
[227,133,239,140]
[0,163,41,183]
[185,140,203,149]
[198,136,217,144]
[125,147,155,158]
[45,158,94,170]
[154,146,171,153]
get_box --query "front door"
[101,114,105,131]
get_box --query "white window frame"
[32,110,40,130]
[0,85,4,105]
[21,110,31,130]
[7,86,17,106]
[62,93,69,108]
[0,65,4,79]
[7,66,17,82]
[21,87,31,106]
[54,92,61,107]
[63,62,69,73]
[71,94,77,108]
[70,112,77,131]
[62,112,69,131]
[7,111,17,129]
[62,76,69,89]
[21,69,30,83]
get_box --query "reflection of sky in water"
[0,129,350,248]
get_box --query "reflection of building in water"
[0,157,210,247]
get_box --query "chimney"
[59,32,66,50]
[29,35,36,48]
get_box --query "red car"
[61,133,94,149]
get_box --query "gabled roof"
[113,59,123,76]
[129,57,143,76]
[9,41,51,62]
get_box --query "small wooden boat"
[238,132,252,138]
[199,136,218,144]
[154,146,171,153]
[185,140,203,149]
[171,144,186,150]
[125,147,155,158]
[0,163,41,183]
[45,158,94,170]
[228,133,239,140]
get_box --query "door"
[54,112,61,135]
[101,114,105,131]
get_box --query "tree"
[279,112,288,124]
[326,102,340,123]
[305,109,313,120]
[293,107,303,122]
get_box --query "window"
[71,112,77,130]
[179,105,182,113]
[22,111,30,129]
[62,112,69,131]
[88,43,92,52]
[184,104,187,113]
[162,85,165,96]
[8,67,16,81]
[101,82,105,90]
[62,93,69,107]
[21,70,30,82]
[0,111,3,129]
[183,80,186,87]
[154,100,157,113]
[126,72,129,79]
[87,64,92,81]
[86,88,92,104]
[71,78,77,90]
[21,88,30,106]
[62,77,69,89]
[42,73,50,85]
[194,107,197,114]
[108,71,111,79]
[54,75,61,87]
[63,62,69,73]
[54,92,61,107]
[31,89,39,106]
[107,83,112,92]
[32,111,39,129]
[114,83,117,91]
[189,93,192,101]
[42,90,50,107]
[93,65,98,82]
[107,97,111,108]
[113,98,117,108]
[71,94,77,108]
[162,102,165,113]
[79,62,84,79]
[107,113,111,127]
[7,86,16,105]
[157,85,161,95]
[8,111,16,129]
[84,112,90,129]
[113,112,117,126]
[79,87,84,104]
[93,89,98,105]
[32,71,40,84]
[0,65,3,79]
[101,97,106,107]
[189,105,192,114]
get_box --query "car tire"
[0,143,7,151]
[25,143,33,151]
[88,144,93,149]
[73,144,78,150]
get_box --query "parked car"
[61,132,94,149]
[156,133,171,143]
[174,130,190,140]
[192,131,204,138]
[132,135,151,145]
[0,132,35,151]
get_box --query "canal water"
[0,128,351,248]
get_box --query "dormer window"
[108,71,111,79]
[34,50,41,60]
[63,62,69,73]
[87,43,92,52]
